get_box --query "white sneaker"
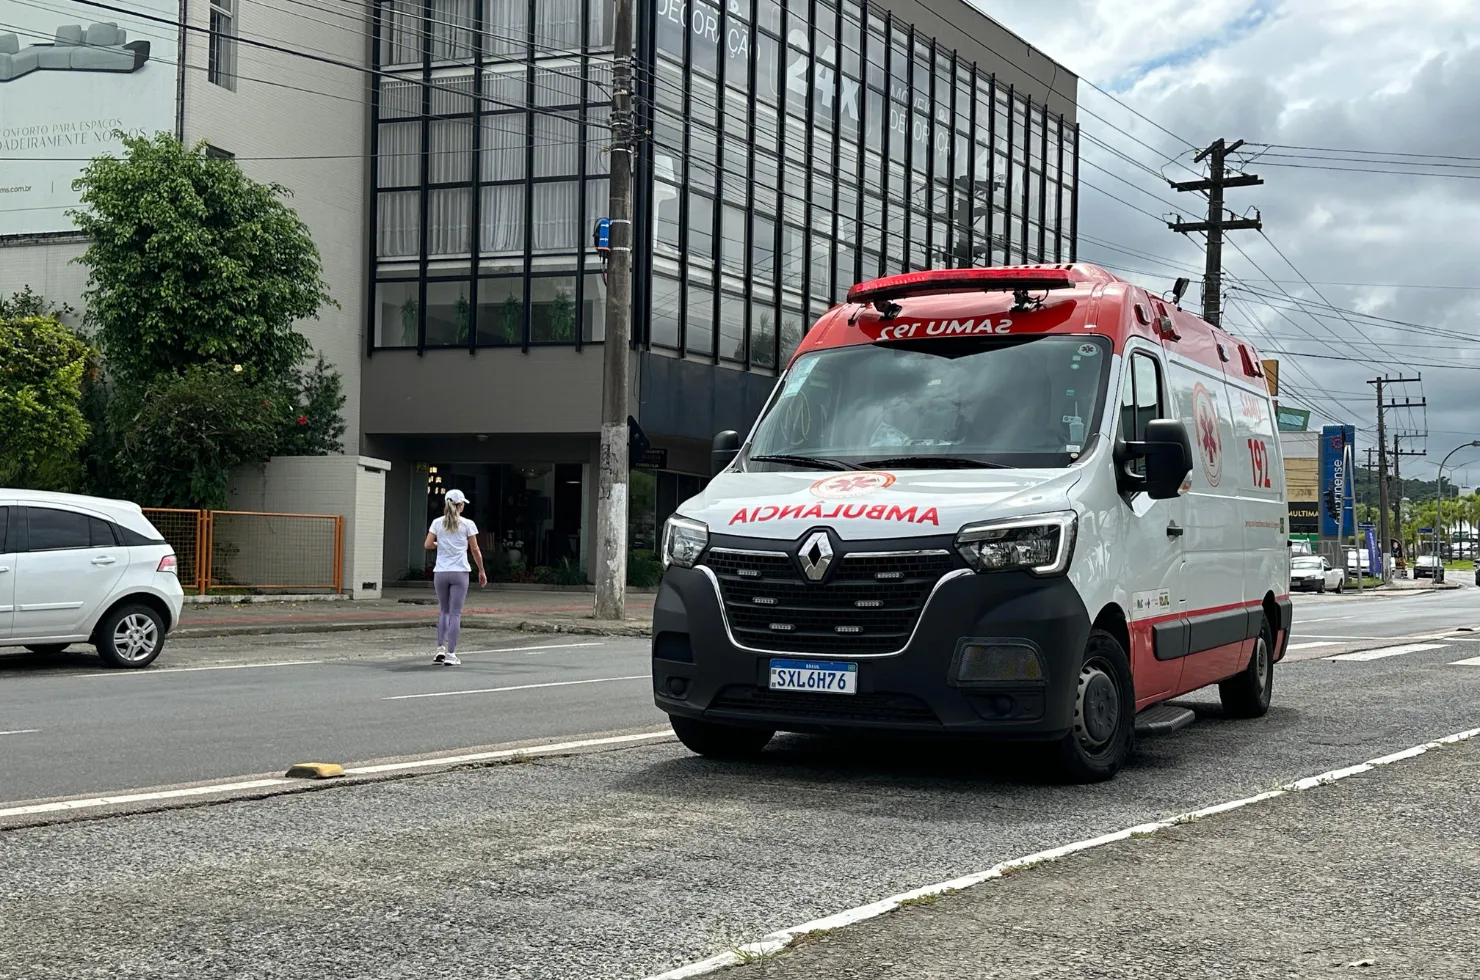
[443,652,462,666]
[433,645,447,664]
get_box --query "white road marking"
[0,729,39,736]
[0,731,675,819]
[1449,656,1480,667]
[639,726,1480,980]
[74,660,323,678]
[383,674,649,701]
[1298,617,1343,624]
[1286,641,1341,651]
[343,731,672,775]
[0,779,293,819]
[451,642,604,656]
[1327,643,1446,662]
[1293,634,1390,640]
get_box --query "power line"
[1250,142,1480,163]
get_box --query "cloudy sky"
[974,0,1480,483]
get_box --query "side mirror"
[1116,418,1193,500]
[712,430,741,476]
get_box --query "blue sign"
[593,217,611,252]
[1365,524,1383,578]
[1319,424,1356,537]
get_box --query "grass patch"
[1129,830,1158,839]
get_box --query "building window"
[208,0,238,90]
[204,144,234,160]
[477,277,525,346]
[530,275,579,342]
[375,281,420,348]
[425,281,473,346]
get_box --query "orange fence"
[143,508,344,596]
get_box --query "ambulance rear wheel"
[1047,628,1134,784]
[670,715,774,759]
[1220,618,1274,719]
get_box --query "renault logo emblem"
[798,531,833,582]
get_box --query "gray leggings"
[434,571,469,652]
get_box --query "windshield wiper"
[747,454,862,471]
[862,455,1010,470]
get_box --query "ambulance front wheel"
[1046,628,1135,784]
[670,715,774,759]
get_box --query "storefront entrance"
[416,462,585,580]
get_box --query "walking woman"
[425,489,486,665]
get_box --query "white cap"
[445,489,468,505]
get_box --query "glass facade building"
[367,0,1078,367]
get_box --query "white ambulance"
[652,265,1291,782]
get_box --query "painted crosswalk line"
[1328,643,1446,662]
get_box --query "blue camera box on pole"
[1320,424,1356,538]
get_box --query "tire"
[94,603,166,669]
[1334,579,1343,594]
[669,715,774,759]
[1220,616,1274,719]
[1045,628,1135,784]
[1316,581,1325,594]
[24,644,69,655]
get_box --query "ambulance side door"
[1116,341,1186,706]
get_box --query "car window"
[1118,351,1164,477]
[0,506,7,552]
[90,517,119,548]
[26,507,93,552]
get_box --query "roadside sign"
[1276,406,1311,431]
[1419,526,1433,535]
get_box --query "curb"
[173,616,654,640]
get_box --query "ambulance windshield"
[745,335,1113,470]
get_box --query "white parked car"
[0,490,184,668]
[1292,555,1344,593]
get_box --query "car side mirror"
[712,430,741,476]
[1116,418,1193,500]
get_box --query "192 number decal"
[1248,438,1272,489]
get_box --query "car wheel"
[1045,628,1135,784]
[669,715,774,759]
[24,644,69,655]
[1334,579,1343,594]
[1220,617,1274,719]
[94,604,166,669]
[1316,581,1325,594]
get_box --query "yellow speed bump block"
[285,762,345,779]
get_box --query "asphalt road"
[0,632,662,802]
[2,594,1480,979]
[0,588,1475,804]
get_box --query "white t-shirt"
[429,516,479,573]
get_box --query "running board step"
[1135,704,1196,736]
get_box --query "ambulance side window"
[1119,352,1165,476]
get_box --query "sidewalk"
[725,736,1480,979]
[173,586,655,639]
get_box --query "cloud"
[973,0,1480,478]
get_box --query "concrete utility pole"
[1168,138,1262,327]
[1368,375,1423,579]
[594,0,635,620]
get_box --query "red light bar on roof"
[846,267,1076,305]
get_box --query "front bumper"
[652,563,1092,738]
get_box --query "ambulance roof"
[794,264,1273,395]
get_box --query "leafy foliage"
[0,314,95,489]
[69,133,333,388]
[0,286,77,322]
[112,365,282,510]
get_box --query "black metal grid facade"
[367,0,1079,374]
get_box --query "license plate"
[768,659,858,695]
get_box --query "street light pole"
[1436,439,1480,584]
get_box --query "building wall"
[0,239,89,323]
[182,0,370,452]
[227,455,392,599]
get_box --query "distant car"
[1414,555,1442,580]
[1290,539,1314,557]
[0,490,184,668]
[1292,556,1344,593]
[1345,549,1372,576]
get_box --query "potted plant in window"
[400,295,419,346]
[454,295,471,344]
[548,288,575,342]
[498,295,521,344]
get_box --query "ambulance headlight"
[955,512,1077,576]
[662,516,709,569]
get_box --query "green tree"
[0,314,96,490]
[69,132,333,387]
[67,133,347,508]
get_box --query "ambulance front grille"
[703,550,959,655]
